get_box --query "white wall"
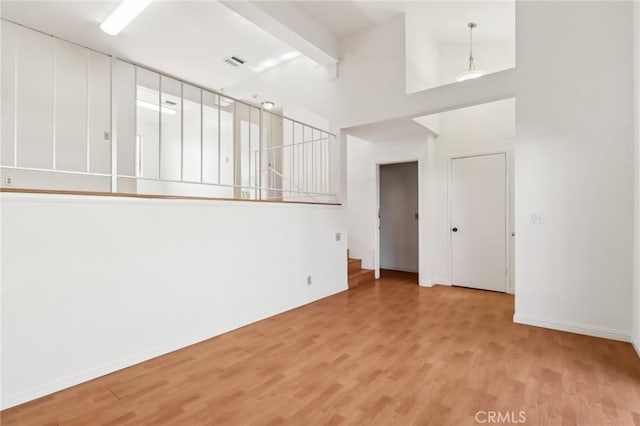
[0,193,347,409]
[405,13,439,94]
[404,5,515,94]
[379,162,419,272]
[514,2,635,341]
[227,15,516,131]
[339,15,516,129]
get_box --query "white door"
[450,153,507,292]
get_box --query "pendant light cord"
[468,23,476,71]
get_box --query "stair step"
[348,258,361,273]
[348,267,371,278]
[348,268,375,289]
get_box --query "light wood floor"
[3,271,640,425]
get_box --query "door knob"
[452,227,458,232]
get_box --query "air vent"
[224,56,246,67]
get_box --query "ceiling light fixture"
[456,22,486,82]
[137,99,176,115]
[100,0,152,36]
[252,58,279,73]
[261,101,275,110]
[278,51,301,62]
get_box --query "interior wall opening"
[378,161,419,284]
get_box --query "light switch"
[530,214,544,225]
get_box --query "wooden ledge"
[0,188,342,207]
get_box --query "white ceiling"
[1,0,515,100]
[345,116,432,143]
[0,1,299,91]
[294,1,514,43]
[406,1,515,43]
[293,1,403,38]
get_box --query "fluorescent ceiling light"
[278,51,301,62]
[456,70,486,82]
[137,99,176,115]
[252,58,280,73]
[100,0,152,36]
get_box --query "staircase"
[348,257,375,289]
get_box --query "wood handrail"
[0,188,341,206]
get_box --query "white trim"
[375,159,422,284]
[380,266,418,273]
[633,341,640,359]
[51,36,57,170]
[419,280,434,287]
[0,192,341,210]
[1,334,204,409]
[513,314,631,342]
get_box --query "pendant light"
[456,22,486,82]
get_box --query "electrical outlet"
[306,276,312,286]
[103,131,110,140]
[335,232,341,242]
[4,176,12,185]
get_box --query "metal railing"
[0,19,339,204]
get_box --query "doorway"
[450,153,508,292]
[379,161,419,281]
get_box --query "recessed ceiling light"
[261,101,275,110]
[100,0,152,36]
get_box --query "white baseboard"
[1,333,208,410]
[633,341,640,359]
[419,280,434,287]
[513,314,631,342]
[380,266,418,273]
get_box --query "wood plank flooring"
[2,271,640,425]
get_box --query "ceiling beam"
[220,1,339,66]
